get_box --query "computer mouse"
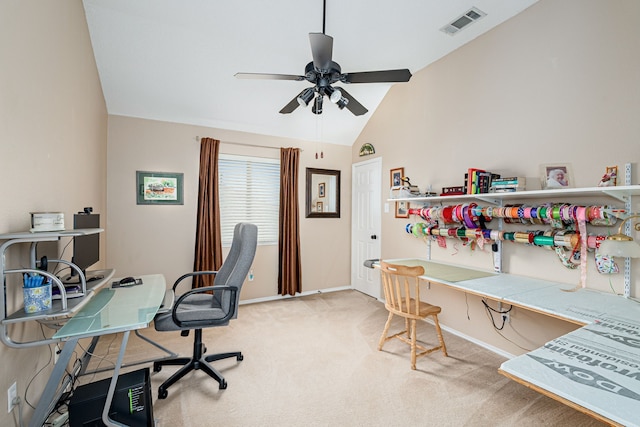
[119,276,136,285]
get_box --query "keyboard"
[52,284,84,300]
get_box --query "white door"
[351,157,382,299]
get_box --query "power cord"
[12,395,24,427]
[77,334,117,383]
[481,299,512,331]
[481,299,533,351]
[23,325,55,410]
[464,293,470,320]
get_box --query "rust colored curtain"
[278,147,302,296]
[193,137,222,288]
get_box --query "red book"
[466,168,485,194]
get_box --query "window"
[218,154,280,246]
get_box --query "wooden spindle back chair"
[378,261,448,369]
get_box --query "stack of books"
[489,176,526,192]
[464,168,501,194]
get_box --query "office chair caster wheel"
[219,380,227,390]
[153,362,162,372]
[158,388,168,399]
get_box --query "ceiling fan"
[235,0,412,116]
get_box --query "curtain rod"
[195,136,303,151]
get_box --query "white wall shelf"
[391,185,639,297]
[387,185,640,205]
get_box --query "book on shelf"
[491,184,525,189]
[491,176,524,183]
[490,187,520,193]
[479,172,501,193]
[465,168,484,194]
[465,169,500,194]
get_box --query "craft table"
[383,258,640,426]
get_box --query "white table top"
[382,258,640,425]
[387,258,640,325]
[501,313,640,427]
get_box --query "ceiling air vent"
[440,7,486,35]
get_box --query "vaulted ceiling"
[83,0,538,146]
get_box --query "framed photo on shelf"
[136,171,184,205]
[540,164,573,190]
[598,165,618,187]
[390,167,404,187]
[395,201,409,218]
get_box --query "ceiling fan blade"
[309,33,333,72]
[279,89,308,114]
[235,72,305,81]
[342,69,412,84]
[336,87,368,116]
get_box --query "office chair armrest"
[171,285,239,328]
[171,270,219,292]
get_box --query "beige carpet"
[83,290,604,427]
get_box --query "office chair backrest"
[214,222,245,287]
[379,261,425,318]
[225,223,258,287]
[216,223,258,319]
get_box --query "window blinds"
[218,154,280,246]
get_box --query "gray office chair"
[152,222,257,399]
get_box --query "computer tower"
[69,368,154,427]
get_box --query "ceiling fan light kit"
[235,0,411,116]
[312,95,323,115]
[297,87,315,107]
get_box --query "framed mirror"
[306,168,340,218]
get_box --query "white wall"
[106,115,353,301]
[353,0,640,356]
[0,1,107,425]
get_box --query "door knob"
[371,235,377,239]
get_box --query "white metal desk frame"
[0,230,113,427]
[0,231,172,426]
[0,229,109,349]
[49,274,166,427]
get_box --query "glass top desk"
[30,274,166,427]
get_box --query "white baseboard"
[421,316,516,360]
[240,285,352,306]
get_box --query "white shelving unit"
[0,228,114,348]
[388,185,640,204]
[389,184,640,297]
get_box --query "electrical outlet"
[7,382,17,413]
[54,344,60,363]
